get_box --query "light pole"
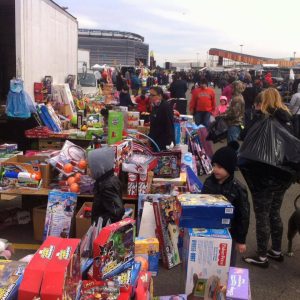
[196,52,199,68]
[293,51,296,60]
[240,44,244,54]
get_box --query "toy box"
[135,271,153,300]
[178,194,234,229]
[127,111,140,129]
[135,238,160,276]
[153,295,187,300]
[19,236,61,299]
[0,260,27,300]
[111,139,133,176]
[127,171,153,198]
[152,196,181,269]
[226,268,251,300]
[184,228,232,300]
[43,190,77,240]
[40,238,81,300]
[108,111,124,145]
[122,154,157,175]
[153,150,181,178]
[93,218,135,281]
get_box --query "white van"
[77,71,99,97]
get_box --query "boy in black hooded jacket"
[88,147,124,225]
[202,142,250,265]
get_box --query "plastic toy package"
[0,260,27,300]
[48,140,87,177]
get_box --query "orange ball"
[63,163,73,173]
[78,159,87,170]
[70,182,79,193]
[135,256,149,271]
[67,176,76,186]
[74,173,81,183]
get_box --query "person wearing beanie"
[88,147,124,225]
[202,141,250,266]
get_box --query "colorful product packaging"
[111,139,133,176]
[184,228,232,300]
[0,260,27,300]
[43,190,77,240]
[135,238,160,276]
[108,111,124,145]
[93,218,136,281]
[153,295,187,300]
[178,194,234,229]
[153,150,181,178]
[226,267,251,300]
[19,236,61,299]
[40,238,81,300]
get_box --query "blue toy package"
[178,194,234,229]
[43,190,78,240]
[0,260,27,300]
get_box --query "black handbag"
[206,117,228,143]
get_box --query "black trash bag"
[238,116,300,170]
[206,117,228,143]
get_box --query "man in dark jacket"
[169,73,188,99]
[88,147,124,225]
[149,86,175,151]
[202,142,250,266]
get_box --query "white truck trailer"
[0,0,78,102]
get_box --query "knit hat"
[211,141,240,175]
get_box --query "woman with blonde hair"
[238,87,299,268]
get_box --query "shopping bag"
[206,117,228,143]
[239,116,300,168]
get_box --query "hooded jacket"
[88,147,124,224]
[289,85,300,115]
[202,175,250,244]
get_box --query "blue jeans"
[227,125,241,143]
[194,111,211,127]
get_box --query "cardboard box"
[184,228,232,300]
[135,238,160,276]
[111,139,133,176]
[4,155,52,188]
[19,236,61,299]
[178,194,234,229]
[0,260,27,300]
[40,238,81,300]
[127,171,153,198]
[93,218,135,281]
[33,205,47,241]
[226,267,251,300]
[76,202,93,238]
[43,191,77,240]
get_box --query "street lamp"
[293,51,296,60]
[240,44,244,54]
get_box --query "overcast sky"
[57,0,300,65]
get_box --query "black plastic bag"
[239,116,300,169]
[206,117,228,143]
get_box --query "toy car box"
[178,194,234,229]
[19,236,61,299]
[43,190,77,240]
[93,218,135,281]
[40,238,81,300]
[135,237,160,276]
[0,260,27,300]
[226,267,251,300]
[184,228,232,300]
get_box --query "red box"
[93,218,135,281]
[18,237,81,300]
[127,172,138,197]
[19,237,61,300]
[111,139,133,176]
[40,238,81,300]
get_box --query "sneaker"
[243,255,269,268]
[267,249,284,262]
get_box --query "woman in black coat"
[239,88,299,268]
[148,86,175,152]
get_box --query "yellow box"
[134,237,159,254]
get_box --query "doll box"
[93,218,136,281]
[178,194,234,229]
[226,267,251,300]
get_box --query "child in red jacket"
[135,89,150,113]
